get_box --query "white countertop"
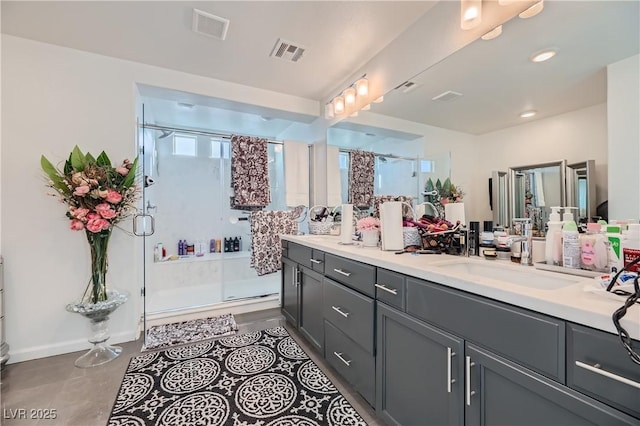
[282,234,640,340]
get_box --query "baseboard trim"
[7,330,137,364]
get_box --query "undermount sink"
[435,261,580,290]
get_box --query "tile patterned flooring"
[0,308,382,426]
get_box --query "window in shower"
[172,134,197,156]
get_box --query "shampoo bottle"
[580,223,608,272]
[545,207,563,265]
[606,225,623,272]
[562,211,580,269]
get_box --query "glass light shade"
[519,0,544,19]
[461,0,482,30]
[356,78,369,97]
[481,25,502,40]
[324,102,334,119]
[333,96,345,114]
[344,87,356,106]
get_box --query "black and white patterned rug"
[109,327,368,426]
[143,314,238,351]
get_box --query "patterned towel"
[373,195,414,218]
[250,210,298,275]
[231,135,271,208]
[348,150,375,208]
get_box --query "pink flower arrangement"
[356,216,381,231]
[42,146,139,303]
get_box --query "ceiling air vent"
[192,9,230,40]
[270,38,306,63]
[394,80,422,93]
[432,90,463,102]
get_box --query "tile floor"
[0,308,382,426]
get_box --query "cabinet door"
[465,343,639,426]
[377,303,464,426]
[299,266,324,353]
[281,257,299,327]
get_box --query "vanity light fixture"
[325,75,369,118]
[520,110,537,118]
[519,0,544,19]
[333,96,345,115]
[461,0,482,30]
[481,25,503,40]
[344,87,356,106]
[324,102,335,119]
[530,48,557,63]
[356,78,369,97]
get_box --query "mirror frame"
[491,170,509,228]
[566,160,597,222]
[508,160,567,230]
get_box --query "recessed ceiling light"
[520,110,537,118]
[519,0,544,19]
[481,25,503,41]
[177,102,195,109]
[531,49,557,63]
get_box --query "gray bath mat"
[143,313,238,351]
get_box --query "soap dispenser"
[562,207,580,269]
[545,207,563,265]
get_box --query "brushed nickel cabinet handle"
[331,306,350,318]
[575,361,640,389]
[333,268,352,277]
[310,258,323,264]
[466,356,476,406]
[334,351,352,366]
[375,283,398,295]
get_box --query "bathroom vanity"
[281,235,640,426]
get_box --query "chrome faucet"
[507,218,533,266]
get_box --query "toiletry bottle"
[622,223,640,273]
[210,239,215,253]
[239,236,243,251]
[545,207,563,265]
[216,239,222,253]
[562,217,580,269]
[581,223,608,271]
[157,242,164,261]
[178,240,183,256]
[606,225,623,272]
[234,237,240,252]
[154,245,159,262]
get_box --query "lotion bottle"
[562,208,580,269]
[622,223,640,273]
[606,225,623,272]
[545,207,563,265]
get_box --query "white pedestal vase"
[361,229,380,247]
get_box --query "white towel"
[284,140,310,207]
[327,145,342,207]
[534,172,546,207]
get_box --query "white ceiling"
[364,0,640,135]
[1,1,435,100]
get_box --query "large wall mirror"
[326,1,638,225]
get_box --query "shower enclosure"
[139,120,288,334]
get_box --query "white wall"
[1,35,318,363]
[607,54,640,221]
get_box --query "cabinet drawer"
[324,278,374,354]
[407,278,565,381]
[287,242,313,269]
[375,268,406,311]
[567,323,640,418]
[325,320,375,406]
[325,254,375,297]
[310,249,325,274]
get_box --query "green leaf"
[122,156,138,188]
[63,158,73,175]
[435,179,442,190]
[70,145,86,171]
[426,178,434,191]
[41,155,68,194]
[96,151,111,167]
[85,152,96,165]
[443,177,452,192]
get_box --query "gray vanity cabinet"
[281,256,299,327]
[299,267,324,353]
[281,242,325,353]
[376,303,464,426]
[465,343,639,426]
